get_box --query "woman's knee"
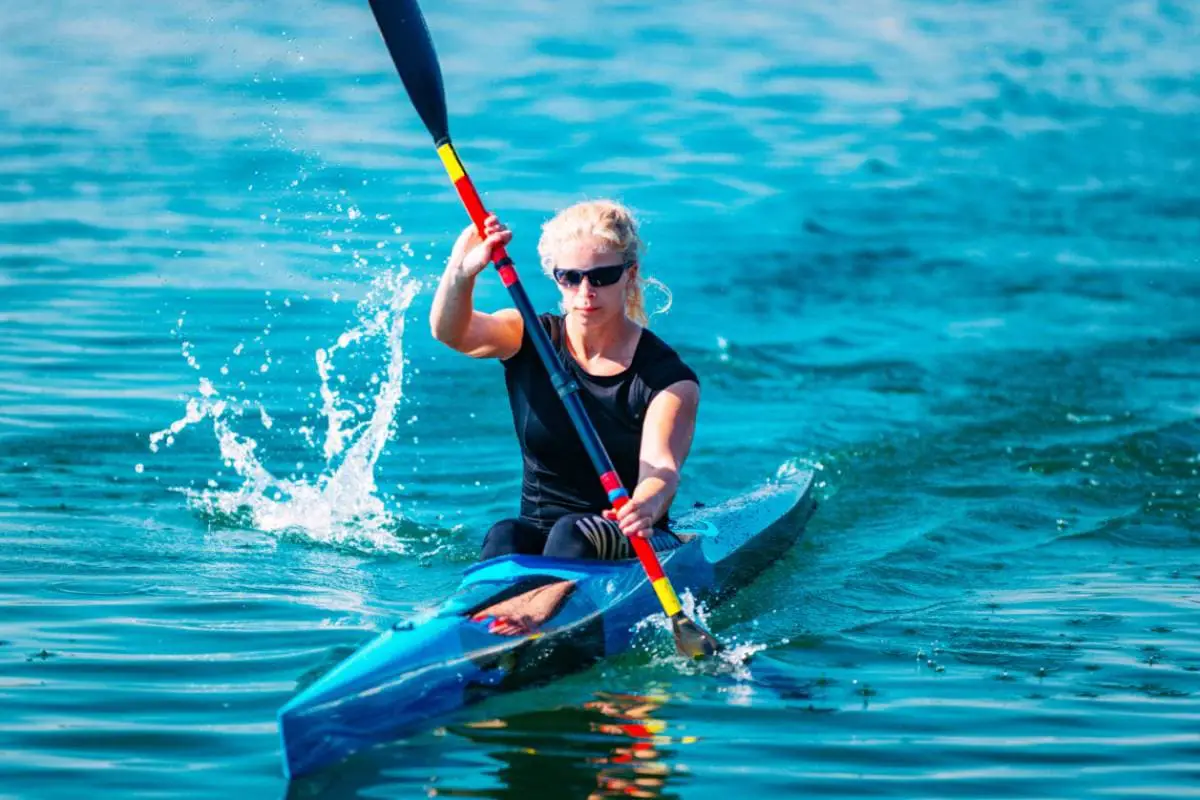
[481,519,543,559]
[544,514,684,560]
[543,514,612,559]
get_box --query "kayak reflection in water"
[431,200,700,636]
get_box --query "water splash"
[635,591,770,682]
[149,267,424,553]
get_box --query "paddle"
[366,0,719,658]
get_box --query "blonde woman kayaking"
[431,200,700,634]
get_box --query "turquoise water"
[3,0,1199,796]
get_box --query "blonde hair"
[537,199,671,326]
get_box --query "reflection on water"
[282,689,692,799]
[583,692,682,800]
[441,690,688,800]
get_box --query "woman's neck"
[564,312,639,366]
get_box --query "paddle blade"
[367,0,450,144]
[672,614,722,659]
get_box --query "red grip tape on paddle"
[453,176,488,230]
[493,250,518,286]
[630,536,664,581]
[600,471,622,494]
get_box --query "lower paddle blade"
[672,614,722,658]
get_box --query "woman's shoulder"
[634,327,699,389]
[636,326,688,367]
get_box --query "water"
[2,0,1198,796]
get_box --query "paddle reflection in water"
[581,691,683,799]
[434,690,688,799]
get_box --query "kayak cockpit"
[436,573,567,619]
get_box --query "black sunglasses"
[552,261,633,288]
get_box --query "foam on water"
[636,588,772,684]
[149,267,422,552]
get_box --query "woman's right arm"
[430,215,524,360]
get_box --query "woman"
[431,200,700,634]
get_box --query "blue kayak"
[278,471,817,779]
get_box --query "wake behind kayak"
[279,471,817,779]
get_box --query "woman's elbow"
[429,314,461,349]
[429,317,448,344]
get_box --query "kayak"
[278,470,817,779]
[279,472,816,779]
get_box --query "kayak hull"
[279,472,816,779]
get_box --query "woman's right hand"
[449,215,512,280]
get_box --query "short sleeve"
[642,352,699,406]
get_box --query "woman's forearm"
[430,264,477,347]
[631,470,679,525]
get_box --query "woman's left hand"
[604,500,655,539]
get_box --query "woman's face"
[551,238,633,326]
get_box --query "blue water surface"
[2,0,1198,797]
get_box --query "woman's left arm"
[609,380,700,539]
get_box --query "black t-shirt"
[502,313,699,532]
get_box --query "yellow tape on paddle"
[436,142,465,182]
[651,577,682,617]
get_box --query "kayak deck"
[279,472,816,779]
